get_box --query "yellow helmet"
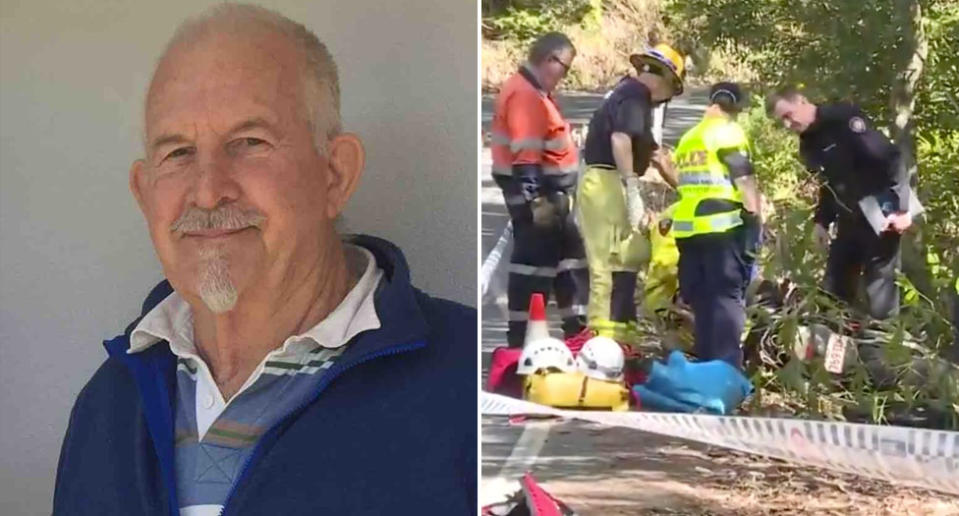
[630,43,686,96]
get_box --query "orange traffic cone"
[487,293,547,396]
[523,293,549,345]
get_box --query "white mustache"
[170,205,266,233]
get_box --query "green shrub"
[483,0,599,42]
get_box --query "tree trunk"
[891,0,933,296]
[889,0,926,159]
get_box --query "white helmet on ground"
[575,336,625,381]
[516,337,576,375]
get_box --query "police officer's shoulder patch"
[849,116,867,133]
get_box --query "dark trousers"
[677,229,749,368]
[495,174,589,348]
[824,218,901,320]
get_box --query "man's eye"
[163,147,194,162]
[233,137,268,149]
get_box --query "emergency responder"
[577,43,684,343]
[644,203,680,318]
[766,88,912,320]
[673,82,762,368]
[490,32,589,348]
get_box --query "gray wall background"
[0,1,477,514]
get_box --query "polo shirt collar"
[129,244,383,357]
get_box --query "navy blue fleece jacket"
[53,235,477,515]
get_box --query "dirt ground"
[490,421,959,515]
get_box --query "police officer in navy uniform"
[766,88,913,320]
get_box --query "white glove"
[624,175,644,230]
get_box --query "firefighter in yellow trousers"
[577,44,685,343]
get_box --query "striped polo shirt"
[129,245,383,515]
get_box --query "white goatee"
[197,246,238,313]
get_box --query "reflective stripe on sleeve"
[508,264,558,277]
[558,258,588,271]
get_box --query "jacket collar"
[803,102,858,136]
[519,64,548,97]
[801,104,825,136]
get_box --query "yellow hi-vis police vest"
[672,116,749,239]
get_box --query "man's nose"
[192,151,240,209]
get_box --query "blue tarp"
[633,351,753,415]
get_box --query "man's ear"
[130,159,148,215]
[324,133,365,220]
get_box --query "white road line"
[481,421,554,506]
[497,421,553,477]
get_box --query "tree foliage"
[663,0,958,299]
[664,1,956,127]
[482,0,601,42]
[913,1,959,133]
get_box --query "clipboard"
[857,187,924,235]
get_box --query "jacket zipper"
[215,340,425,516]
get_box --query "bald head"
[145,4,340,153]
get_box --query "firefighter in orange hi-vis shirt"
[490,32,589,348]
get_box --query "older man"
[490,32,589,348]
[53,5,476,515]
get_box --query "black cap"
[709,82,745,111]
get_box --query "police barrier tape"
[482,391,959,495]
[481,221,512,297]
